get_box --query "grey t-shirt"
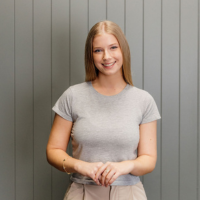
[52,81,161,186]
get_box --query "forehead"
[93,33,119,47]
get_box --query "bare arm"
[46,113,76,172]
[46,114,103,183]
[129,120,157,176]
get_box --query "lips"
[102,61,116,67]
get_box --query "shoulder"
[61,82,90,99]
[68,82,90,96]
[69,82,90,92]
[128,85,154,101]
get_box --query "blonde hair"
[85,20,133,86]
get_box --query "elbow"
[46,146,52,165]
[138,164,156,176]
[46,149,50,164]
[148,163,156,174]
[136,155,157,176]
[145,157,157,174]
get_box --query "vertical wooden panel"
[180,0,198,199]
[162,1,180,200]
[143,1,161,200]
[199,0,200,199]
[15,0,33,199]
[107,0,124,32]
[33,0,52,199]
[52,0,71,199]
[126,0,144,184]
[52,0,70,101]
[126,0,143,88]
[0,1,15,199]
[71,0,88,85]
[89,0,106,29]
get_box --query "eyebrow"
[93,43,119,49]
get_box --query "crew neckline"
[88,81,130,98]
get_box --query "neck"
[93,74,127,89]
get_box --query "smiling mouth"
[102,61,116,67]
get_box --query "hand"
[75,161,104,185]
[95,161,134,187]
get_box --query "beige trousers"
[64,181,147,200]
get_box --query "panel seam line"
[197,0,200,199]
[178,0,181,199]
[160,0,163,199]
[51,0,53,199]
[14,0,16,199]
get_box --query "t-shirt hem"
[52,106,73,122]
[70,176,140,186]
[140,114,161,124]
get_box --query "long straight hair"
[85,20,133,86]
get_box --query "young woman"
[46,20,161,200]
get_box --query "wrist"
[63,158,71,174]
[121,160,135,174]
[74,159,85,173]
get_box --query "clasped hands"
[79,160,134,187]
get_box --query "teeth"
[103,62,115,67]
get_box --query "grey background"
[0,0,199,200]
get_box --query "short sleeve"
[140,93,161,124]
[52,87,73,122]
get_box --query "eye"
[111,46,118,50]
[94,49,102,53]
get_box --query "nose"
[103,49,111,61]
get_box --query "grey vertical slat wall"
[107,0,124,32]
[15,0,33,199]
[126,0,144,184]
[33,1,52,200]
[89,0,106,30]
[0,1,200,200]
[70,0,88,85]
[126,0,143,89]
[0,1,15,199]
[199,0,200,197]
[180,0,198,200]
[143,1,162,200]
[52,0,71,199]
[162,0,180,200]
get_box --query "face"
[92,33,123,77]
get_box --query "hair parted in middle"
[85,20,133,86]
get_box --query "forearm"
[46,148,104,185]
[46,148,84,173]
[123,155,157,176]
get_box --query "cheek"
[93,54,102,64]
[116,54,123,64]
[113,51,123,61]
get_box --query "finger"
[107,172,120,186]
[98,174,102,182]
[93,174,101,185]
[97,174,102,185]
[89,170,96,181]
[101,167,111,186]
[105,169,116,186]
[95,163,108,182]
[93,167,101,185]
[88,167,100,185]
[93,164,104,185]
